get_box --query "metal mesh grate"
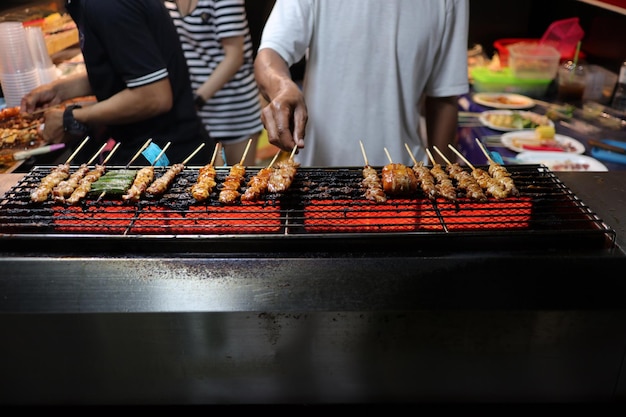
[0,164,616,248]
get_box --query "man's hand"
[260,85,307,153]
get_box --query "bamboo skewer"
[404,143,437,200]
[432,145,486,201]
[181,143,206,166]
[426,147,457,201]
[126,138,152,168]
[474,138,519,196]
[190,143,221,202]
[359,141,387,203]
[218,139,252,204]
[151,142,171,167]
[447,144,508,199]
[65,136,91,164]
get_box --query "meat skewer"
[379,147,418,196]
[447,144,508,199]
[190,142,221,202]
[30,136,91,203]
[52,142,108,202]
[267,144,300,193]
[218,138,253,204]
[474,138,520,197]
[122,141,171,202]
[65,142,121,205]
[425,148,457,201]
[359,141,387,203]
[241,149,281,202]
[404,143,437,200]
[432,146,486,201]
[146,143,205,196]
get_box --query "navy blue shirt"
[65,0,214,165]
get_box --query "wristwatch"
[194,93,206,109]
[63,104,89,137]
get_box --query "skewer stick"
[151,142,171,167]
[209,142,221,166]
[426,146,450,165]
[86,142,109,165]
[383,147,393,164]
[447,144,475,170]
[238,138,253,165]
[404,143,419,166]
[126,138,152,168]
[64,136,90,164]
[359,140,370,166]
[182,143,205,166]
[288,143,298,160]
[475,138,495,163]
[268,149,281,168]
[102,142,121,165]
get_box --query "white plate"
[479,110,555,132]
[500,131,585,154]
[515,152,608,172]
[473,93,535,109]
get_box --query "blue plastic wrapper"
[142,142,169,166]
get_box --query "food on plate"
[482,111,551,130]
[535,125,555,139]
[478,94,527,106]
[508,126,579,153]
[0,106,44,152]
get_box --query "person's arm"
[195,36,245,104]
[254,48,307,152]
[73,77,173,126]
[20,73,93,113]
[424,95,459,164]
[35,78,173,144]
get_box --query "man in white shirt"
[255,0,470,167]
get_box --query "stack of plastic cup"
[25,26,58,84]
[0,21,41,107]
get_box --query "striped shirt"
[165,0,263,141]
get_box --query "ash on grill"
[0,164,616,249]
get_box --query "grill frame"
[0,164,617,256]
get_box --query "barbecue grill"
[0,164,618,254]
[2,165,626,405]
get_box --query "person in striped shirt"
[166,0,264,166]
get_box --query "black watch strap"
[63,104,89,137]
[194,94,206,108]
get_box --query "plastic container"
[494,38,535,67]
[470,67,552,98]
[508,43,560,80]
[494,36,585,67]
[540,17,585,61]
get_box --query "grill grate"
[0,164,616,251]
